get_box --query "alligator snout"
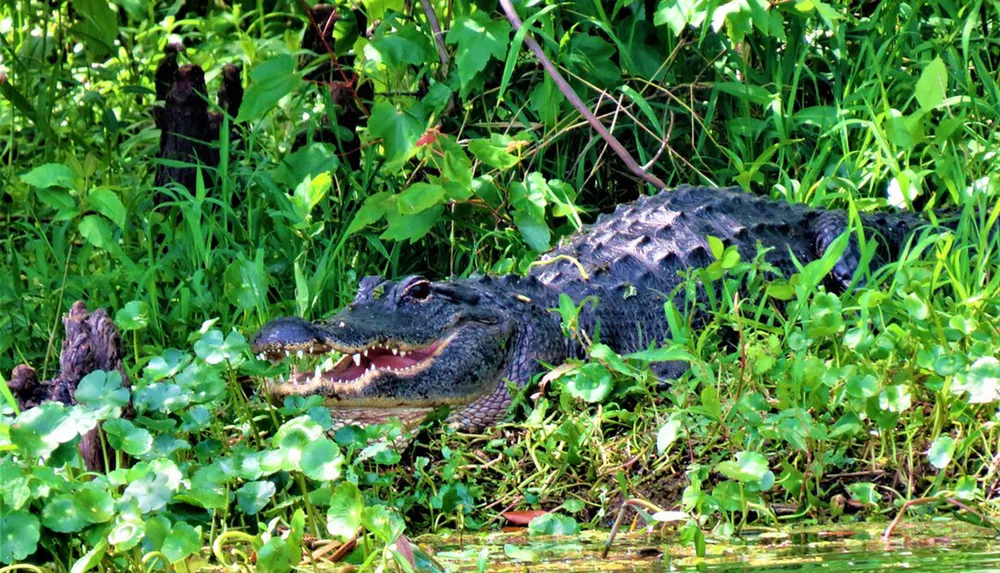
[250,317,328,356]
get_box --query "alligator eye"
[404,280,431,301]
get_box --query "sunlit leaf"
[716,451,769,483]
[237,55,302,123]
[236,481,276,515]
[527,513,579,536]
[927,435,955,470]
[327,481,364,542]
[915,56,947,110]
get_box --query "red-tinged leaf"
[392,534,416,569]
[502,510,548,526]
[415,126,441,147]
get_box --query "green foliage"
[2,0,1000,568]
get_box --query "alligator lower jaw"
[259,330,459,397]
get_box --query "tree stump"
[8,301,129,472]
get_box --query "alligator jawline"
[261,331,457,394]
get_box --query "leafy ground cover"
[1,0,1000,569]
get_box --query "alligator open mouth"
[257,331,457,395]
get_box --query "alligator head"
[251,275,531,430]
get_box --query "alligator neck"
[447,275,568,429]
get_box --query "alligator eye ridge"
[405,280,431,301]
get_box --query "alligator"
[251,185,942,431]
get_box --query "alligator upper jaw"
[257,330,459,400]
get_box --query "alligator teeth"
[296,350,304,359]
[284,350,290,357]
[313,366,321,382]
[363,349,368,357]
[391,348,398,355]
[399,350,407,357]
[352,354,361,366]
[257,353,266,361]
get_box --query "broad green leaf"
[655,0,709,35]
[161,522,201,563]
[845,482,882,505]
[563,34,621,89]
[70,0,118,56]
[527,513,580,536]
[708,236,725,259]
[78,214,116,251]
[301,439,343,481]
[256,537,292,573]
[11,401,92,459]
[290,173,332,222]
[272,143,340,189]
[368,102,425,165]
[716,451,769,483]
[42,494,91,533]
[237,55,302,123]
[327,481,364,542]
[446,13,511,87]
[515,174,549,221]
[829,412,862,437]
[104,419,153,455]
[0,509,40,564]
[362,505,404,543]
[901,292,930,321]
[565,363,613,403]
[236,481,276,515]
[347,192,392,234]
[380,204,443,243]
[87,188,126,228]
[122,460,183,513]
[398,183,445,215]
[469,136,519,170]
[224,254,269,313]
[878,385,912,413]
[194,329,248,366]
[846,374,879,399]
[364,24,435,67]
[22,163,73,190]
[954,476,978,501]
[114,300,149,331]
[109,520,145,551]
[915,56,947,111]
[885,109,923,149]
[69,538,108,573]
[513,209,550,252]
[75,370,130,413]
[954,356,1000,404]
[144,349,192,382]
[927,435,956,470]
[133,382,190,414]
[274,416,325,466]
[362,0,404,19]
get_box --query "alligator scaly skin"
[450,185,930,427]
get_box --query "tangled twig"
[497,0,669,190]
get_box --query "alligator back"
[528,186,926,357]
